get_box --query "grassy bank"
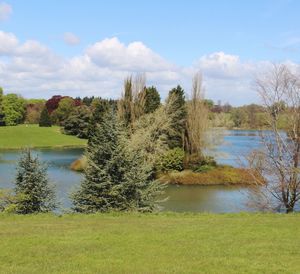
[159,166,256,185]
[0,213,299,273]
[0,125,87,149]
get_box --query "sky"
[0,0,299,105]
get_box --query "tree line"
[0,85,288,132]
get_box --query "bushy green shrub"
[0,189,28,213]
[193,164,215,173]
[184,154,217,172]
[199,156,217,167]
[158,148,185,172]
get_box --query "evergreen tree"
[0,87,4,126]
[39,106,52,127]
[144,86,161,114]
[71,110,164,212]
[87,98,111,140]
[71,110,124,212]
[82,96,94,106]
[14,149,57,214]
[119,147,164,212]
[166,85,187,149]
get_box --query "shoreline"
[158,166,258,186]
[0,144,86,151]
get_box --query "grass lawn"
[0,124,87,149]
[0,213,299,273]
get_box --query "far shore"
[0,124,87,150]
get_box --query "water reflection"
[162,185,250,213]
[0,130,265,212]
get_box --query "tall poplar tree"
[166,85,187,149]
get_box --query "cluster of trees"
[208,101,288,129]
[1,73,210,214]
[0,86,286,133]
[0,88,48,126]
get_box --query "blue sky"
[0,0,299,105]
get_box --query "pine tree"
[166,85,187,149]
[119,147,164,212]
[15,149,57,214]
[87,98,110,141]
[39,106,52,127]
[71,110,164,212]
[71,110,124,212]
[144,86,161,114]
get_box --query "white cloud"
[0,31,296,105]
[63,32,80,46]
[0,31,18,54]
[86,37,174,72]
[0,2,12,21]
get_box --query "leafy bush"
[0,189,28,213]
[199,156,217,167]
[194,164,215,173]
[185,154,217,172]
[157,148,185,172]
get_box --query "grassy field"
[0,213,299,273]
[0,125,87,149]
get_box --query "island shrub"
[157,148,185,172]
[184,154,217,171]
[158,166,256,185]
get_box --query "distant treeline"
[206,100,288,129]
[0,86,288,133]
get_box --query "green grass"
[0,213,299,273]
[0,124,87,149]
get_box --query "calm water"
[0,130,263,212]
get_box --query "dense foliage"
[72,110,164,213]
[144,86,161,114]
[2,94,26,126]
[166,85,187,149]
[64,105,91,138]
[39,106,52,127]
[157,148,185,172]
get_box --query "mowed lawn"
[0,125,87,149]
[0,213,300,273]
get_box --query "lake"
[0,130,263,212]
